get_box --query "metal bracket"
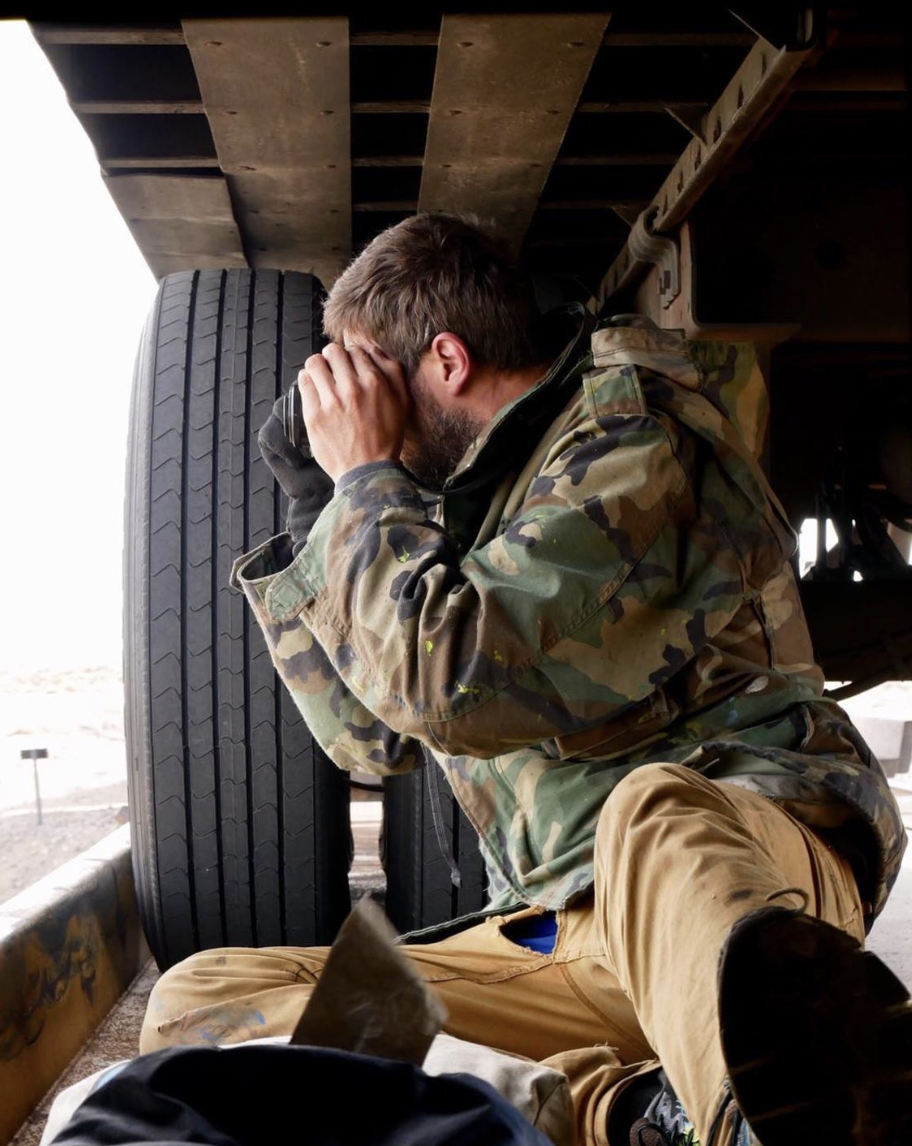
[728,5,821,52]
[628,209,681,309]
[590,36,814,315]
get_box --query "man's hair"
[322,213,543,376]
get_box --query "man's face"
[400,360,484,490]
[344,330,484,490]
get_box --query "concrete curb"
[0,826,149,1144]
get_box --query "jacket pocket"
[542,688,681,762]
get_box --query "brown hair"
[322,213,542,375]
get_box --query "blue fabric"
[505,912,558,955]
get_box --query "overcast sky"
[0,21,157,671]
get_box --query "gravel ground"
[0,782,129,905]
[0,665,129,907]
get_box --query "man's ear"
[430,332,473,395]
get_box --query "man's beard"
[400,371,485,491]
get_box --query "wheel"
[124,268,351,970]
[384,767,488,934]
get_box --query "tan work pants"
[141,763,864,1145]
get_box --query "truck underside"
[2,7,909,1143]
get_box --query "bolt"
[205,40,222,47]
[239,165,256,171]
[448,109,462,116]
[326,163,337,169]
[458,40,474,47]
[568,40,586,47]
[226,110,238,116]
[316,40,331,47]
[441,163,451,168]
[321,109,334,116]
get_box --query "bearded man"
[140,214,910,1146]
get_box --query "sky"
[0,21,157,671]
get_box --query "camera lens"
[283,386,311,456]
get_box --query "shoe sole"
[718,910,912,1146]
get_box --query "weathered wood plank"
[353,201,416,212]
[555,153,679,167]
[33,24,184,45]
[578,99,709,115]
[353,98,712,117]
[353,153,678,168]
[353,156,424,167]
[419,13,610,250]
[71,100,203,114]
[104,174,247,278]
[183,18,351,286]
[347,30,755,49]
[350,31,439,48]
[603,32,754,48]
[103,156,222,170]
[352,100,430,114]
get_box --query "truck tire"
[124,268,351,970]
[384,768,488,934]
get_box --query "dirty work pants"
[141,764,864,1146]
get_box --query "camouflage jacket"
[232,309,905,927]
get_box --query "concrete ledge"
[0,826,148,1145]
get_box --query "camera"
[283,383,310,456]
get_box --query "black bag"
[51,1043,554,1146]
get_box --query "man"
[141,215,910,1145]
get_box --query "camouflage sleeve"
[236,395,749,760]
[231,536,423,776]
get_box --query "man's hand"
[298,342,410,483]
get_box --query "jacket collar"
[441,303,597,495]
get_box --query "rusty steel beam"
[590,36,815,313]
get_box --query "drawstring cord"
[765,886,810,914]
[424,751,462,889]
